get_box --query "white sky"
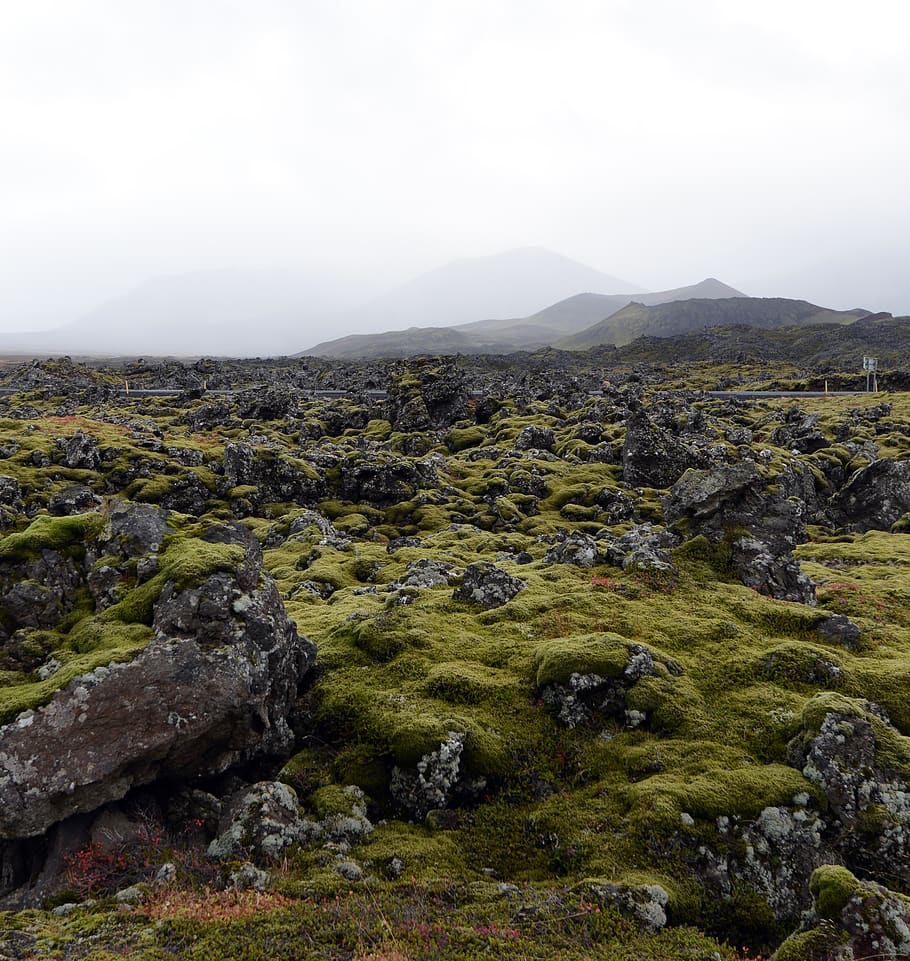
[2,0,909,330]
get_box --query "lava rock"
[61,431,101,470]
[208,781,307,862]
[0,525,315,845]
[514,425,555,452]
[48,485,101,516]
[579,880,669,933]
[834,457,910,532]
[605,524,674,572]
[543,531,602,568]
[622,409,695,488]
[790,696,910,883]
[222,442,325,506]
[816,614,862,650]
[453,562,526,608]
[775,865,910,961]
[102,500,169,558]
[390,732,484,820]
[0,476,22,507]
[663,463,815,605]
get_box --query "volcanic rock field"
[2,351,910,960]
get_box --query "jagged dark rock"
[543,530,604,568]
[221,441,326,506]
[789,696,910,884]
[622,409,696,489]
[0,477,22,507]
[47,484,101,516]
[61,431,101,470]
[775,865,910,961]
[834,457,910,531]
[453,562,525,608]
[816,614,862,650]
[663,463,815,604]
[604,523,675,572]
[339,453,436,506]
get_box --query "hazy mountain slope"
[0,268,361,358]
[561,297,868,349]
[335,247,643,336]
[68,270,351,356]
[765,247,910,317]
[304,325,479,360]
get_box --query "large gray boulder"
[663,463,815,605]
[0,523,315,843]
[834,457,910,532]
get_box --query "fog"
[2,1,909,352]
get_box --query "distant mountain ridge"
[0,247,643,358]
[558,297,869,350]
[301,278,747,358]
[0,246,879,361]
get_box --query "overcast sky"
[2,0,909,333]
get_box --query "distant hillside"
[560,297,868,350]
[304,278,745,359]
[301,326,479,361]
[459,277,745,339]
[332,246,643,336]
[612,311,906,371]
[0,268,362,358]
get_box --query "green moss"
[277,748,334,797]
[532,633,633,688]
[332,743,389,796]
[388,712,451,767]
[774,925,849,961]
[809,864,864,920]
[228,484,259,499]
[310,784,357,819]
[847,662,910,733]
[761,642,843,688]
[158,536,245,589]
[0,512,104,560]
[344,613,408,662]
[424,663,518,705]
[99,574,165,625]
[626,673,708,737]
[624,761,816,829]
[446,426,485,452]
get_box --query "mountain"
[0,268,363,358]
[303,278,745,359]
[334,246,643,336]
[456,278,745,340]
[559,297,869,350]
[297,325,478,361]
[0,248,641,359]
[612,311,905,370]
